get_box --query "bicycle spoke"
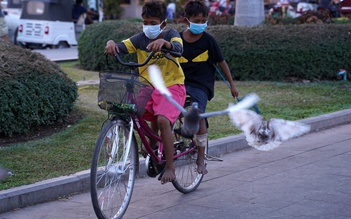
[91,119,136,219]
[172,116,205,194]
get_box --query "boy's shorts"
[185,85,208,113]
[0,17,8,37]
[142,84,186,124]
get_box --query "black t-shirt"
[319,0,331,8]
[179,31,223,100]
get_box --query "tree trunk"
[234,0,264,26]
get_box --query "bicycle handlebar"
[160,48,182,58]
[115,49,181,68]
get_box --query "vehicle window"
[12,0,21,4]
[26,1,44,15]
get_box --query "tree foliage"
[103,0,125,19]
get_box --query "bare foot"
[161,168,176,184]
[196,160,208,174]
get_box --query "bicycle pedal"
[146,160,166,178]
[146,160,159,178]
[146,164,158,178]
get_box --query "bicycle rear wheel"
[171,116,208,194]
[90,119,137,219]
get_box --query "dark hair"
[184,0,209,18]
[141,0,167,21]
[76,0,83,4]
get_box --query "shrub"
[0,42,78,136]
[207,24,351,81]
[78,20,141,71]
[78,20,351,81]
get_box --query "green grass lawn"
[0,61,350,190]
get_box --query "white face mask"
[187,18,207,35]
[143,21,165,39]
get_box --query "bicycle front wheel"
[172,118,207,194]
[90,119,137,219]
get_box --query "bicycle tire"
[90,119,137,219]
[171,112,208,194]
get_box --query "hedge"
[0,42,78,136]
[78,20,351,81]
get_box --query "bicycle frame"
[91,50,207,219]
[131,111,196,164]
[108,50,196,163]
[132,115,164,162]
[104,71,195,167]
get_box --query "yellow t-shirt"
[118,29,185,87]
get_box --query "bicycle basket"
[98,71,154,116]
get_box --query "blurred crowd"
[166,0,235,19]
[208,0,235,16]
[267,0,344,18]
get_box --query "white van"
[17,0,82,49]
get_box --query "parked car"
[0,0,5,11]
[17,0,82,49]
[340,0,351,15]
[2,0,22,44]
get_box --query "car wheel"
[56,41,69,49]
[14,28,19,45]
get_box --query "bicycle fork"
[107,120,134,175]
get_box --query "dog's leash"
[213,64,261,114]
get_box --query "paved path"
[1,123,351,219]
[3,46,351,218]
[33,47,78,62]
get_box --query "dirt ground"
[0,110,84,147]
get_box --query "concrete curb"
[1,108,351,213]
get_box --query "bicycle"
[90,50,259,219]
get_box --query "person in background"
[179,0,238,175]
[98,0,104,22]
[72,0,98,25]
[0,0,9,42]
[167,0,176,19]
[318,0,340,17]
[104,0,185,185]
[218,0,231,13]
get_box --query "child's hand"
[105,40,119,56]
[231,85,239,98]
[146,39,166,52]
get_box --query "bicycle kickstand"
[205,154,223,162]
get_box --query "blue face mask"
[143,21,165,39]
[188,20,207,35]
